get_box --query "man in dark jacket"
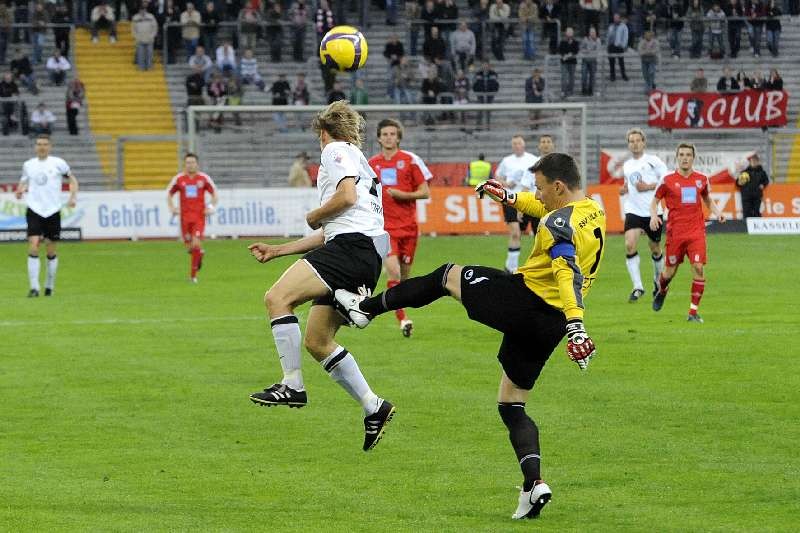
[473,62,499,127]
[737,154,770,218]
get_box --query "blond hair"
[626,127,646,144]
[311,100,365,147]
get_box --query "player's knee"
[498,402,530,429]
[264,287,284,311]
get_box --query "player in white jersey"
[247,101,395,452]
[14,135,78,298]
[495,135,540,273]
[620,128,667,302]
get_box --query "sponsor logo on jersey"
[380,167,398,186]
[554,216,566,228]
[681,187,697,204]
[695,180,703,189]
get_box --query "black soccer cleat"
[687,314,704,323]
[28,289,39,298]
[44,288,52,296]
[652,291,667,311]
[628,288,645,303]
[363,399,395,451]
[249,384,307,408]
[400,319,413,338]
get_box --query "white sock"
[27,255,40,291]
[652,253,665,285]
[625,252,643,291]
[271,315,304,390]
[45,255,58,290]
[321,346,380,415]
[506,247,521,273]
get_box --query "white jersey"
[317,141,388,253]
[404,150,434,181]
[497,152,539,193]
[20,156,72,218]
[622,153,668,216]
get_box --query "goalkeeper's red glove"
[475,179,516,204]
[565,319,596,371]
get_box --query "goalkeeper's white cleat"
[334,287,373,329]
[512,481,552,520]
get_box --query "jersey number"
[590,227,604,275]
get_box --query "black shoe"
[44,288,52,296]
[628,288,645,303]
[28,289,39,298]
[687,314,704,323]
[652,291,667,311]
[249,384,307,408]
[363,399,395,451]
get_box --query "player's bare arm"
[306,177,357,230]
[634,178,656,192]
[702,192,726,222]
[387,180,430,201]
[204,190,219,215]
[619,181,628,196]
[249,231,325,263]
[14,180,27,199]
[167,191,179,215]
[67,173,78,208]
[649,196,662,231]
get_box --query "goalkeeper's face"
[534,171,560,211]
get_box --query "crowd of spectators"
[689,65,783,92]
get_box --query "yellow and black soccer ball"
[319,26,368,72]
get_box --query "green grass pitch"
[1,234,797,531]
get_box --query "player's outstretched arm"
[475,179,516,205]
[649,196,662,231]
[550,248,597,370]
[702,192,726,222]
[67,173,78,208]
[248,231,325,263]
[306,177,357,229]
[14,180,27,200]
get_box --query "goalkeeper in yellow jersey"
[334,152,606,521]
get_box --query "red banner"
[648,89,788,129]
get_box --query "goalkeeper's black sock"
[360,263,453,316]
[499,402,541,491]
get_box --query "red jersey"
[654,170,709,235]
[368,150,427,235]
[167,172,216,218]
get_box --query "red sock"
[190,247,202,277]
[388,280,407,322]
[689,279,705,315]
[657,272,672,294]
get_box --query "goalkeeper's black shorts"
[459,265,566,390]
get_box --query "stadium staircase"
[75,21,178,189]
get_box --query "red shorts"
[666,233,706,266]
[181,215,205,242]
[388,232,418,265]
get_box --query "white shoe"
[191,277,198,284]
[400,319,413,338]
[512,481,552,520]
[333,287,372,328]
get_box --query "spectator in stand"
[0,71,19,135]
[664,0,685,59]
[473,61,498,127]
[747,70,765,90]
[239,48,265,90]
[30,2,49,65]
[423,26,447,63]
[163,0,182,64]
[327,79,347,103]
[238,4,261,52]
[91,1,118,44]
[288,151,312,187]
[488,0,509,61]
[65,77,85,135]
[224,0,242,22]
[202,1,222,54]
[420,69,442,125]
[45,48,70,85]
[132,5,158,71]
[716,66,741,92]
[30,102,55,135]
[180,2,202,58]
[690,68,708,92]
[736,69,752,88]
[518,0,538,60]
[207,71,227,130]
[265,2,283,63]
[405,0,421,56]
[292,72,310,105]
[189,45,214,83]
[539,0,560,54]
[225,76,243,124]
[186,67,206,106]
[687,0,705,58]
[607,13,629,82]
[271,72,291,132]
[441,0,459,43]
[449,21,475,72]
[0,4,10,66]
[764,68,782,90]
[436,56,455,96]
[765,0,781,57]
[471,0,490,60]
[724,0,744,58]
[454,68,469,102]
[744,0,765,57]
[638,30,659,94]
[706,3,726,58]
[351,77,369,106]
[525,67,545,105]
[315,0,335,46]
[580,26,599,96]
[53,3,75,56]
[289,0,308,62]
[12,0,29,45]
[392,56,415,105]
[736,153,769,218]
[386,0,399,26]
[384,33,405,75]
[558,27,578,99]
[10,48,38,94]
[420,0,440,42]
[639,0,658,37]
[215,40,237,76]
[580,0,603,38]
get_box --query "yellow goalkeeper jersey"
[514,192,607,320]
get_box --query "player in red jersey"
[368,118,431,337]
[166,153,218,283]
[649,143,725,323]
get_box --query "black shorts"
[502,204,519,224]
[459,266,567,390]
[504,205,539,234]
[520,214,539,234]
[26,208,61,241]
[304,232,383,306]
[624,213,662,243]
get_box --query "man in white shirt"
[45,49,71,85]
[188,45,213,82]
[495,135,539,273]
[215,40,237,76]
[30,102,56,134]
[14,135,78,297]
[620,127,667,302]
